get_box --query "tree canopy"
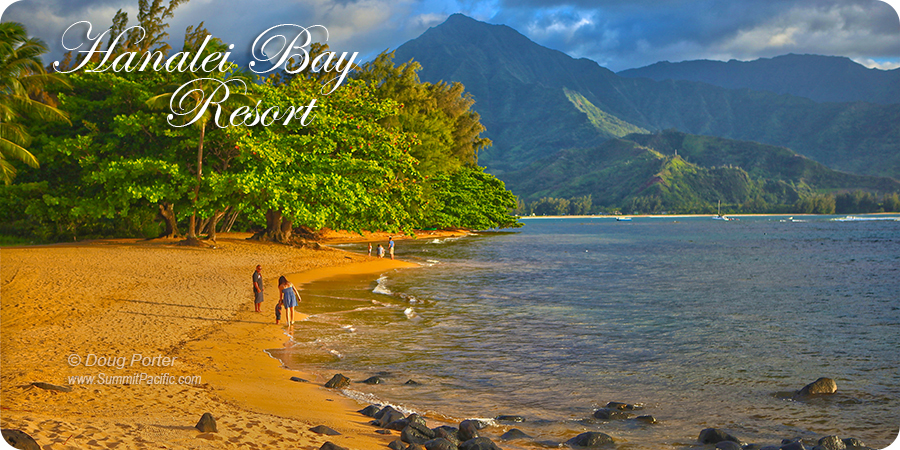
[0,15,520,243]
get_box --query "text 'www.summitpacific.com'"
[67,373,201,385]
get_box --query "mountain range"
[393,14,900,210]
[618,54,900,105]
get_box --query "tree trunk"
[157,202,178,238]
[222,207,240,233]
[206,210,225,242]
[186,122,206,240]
[250,209,294,244]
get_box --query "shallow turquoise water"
[272,215,900,449]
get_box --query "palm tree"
[0,22,69,184]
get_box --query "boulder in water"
[565,431,615,448]
[795,377,837,397]
[324,374,351,389]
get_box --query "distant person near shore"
[376,244,384,258]
[278,275,300,325]
[252,265,264,312]
[388,237,395,260]
[368,243,372,257]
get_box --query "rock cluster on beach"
[694,427,876,450]
[341,375,880,450]
[359,404,506,450]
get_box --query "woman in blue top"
[278,276,300,325]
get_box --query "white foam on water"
[373,276,392,295]
[404,307,418,319]
[341,324,356,333]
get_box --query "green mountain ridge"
[394,14,900,180]
[618,54,900,105]
[507,130,900,213]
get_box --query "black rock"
[565,431,615,448]
[405,379,421,385]
[716,441,742,450]
[319,442,348,450]
[377,409,406,428]
[290,376,308,382]
[407,445,427,450]
[699,428,739,445]
[375,405,399,420]
[389,439,406,450]
[359,405,381,417]
[362,376,386,385]
[592,408,634,420]
[2,429,40,450]
[423,437,459,450]
[495,415,526,423]
[759,446,782,450]
[324,374,351,389]
[500,429,532,440]
[605,402,641,411]
[459,437,502,450]
[842,438,866,448]
[432,426,461,445]
[743,445,764,450]
[310,425,341,436]
[781,441,807,450]
[195,413,217,432]
[635,415,657,424]
[816,436,846,450]
[376,429,392,435]
[458,420,480,441]
[385,417,410,431]
[795,377,837,397]
[401,414,435,444]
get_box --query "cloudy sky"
[2,0,898,72]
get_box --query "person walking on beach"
[376,244,384,258]
[368,243,372,257]
[278,275,300,325]
[252,265,264,312]
[388,237,395,260]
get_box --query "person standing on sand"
[376,244,384,258]
[252,265,264,312]
[368,243,372,257]
[388,237,395,260]
[278,275,300,325]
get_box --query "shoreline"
[519,212,900,220]
[0,234,424,449]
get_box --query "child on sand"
[274,301,282,324]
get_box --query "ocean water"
[270,216,900,449]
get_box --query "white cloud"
[853,57,900,69]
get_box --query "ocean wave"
[373,276,392,295]
[832,215,900,222]
[339,389,417,416]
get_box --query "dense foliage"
[0,10,519,243]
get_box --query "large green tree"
[236,75,423,242]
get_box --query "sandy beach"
[0,233,446,449]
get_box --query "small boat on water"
[712,200,734,221]
[616,217,632,222]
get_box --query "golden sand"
[0,234,430,449]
